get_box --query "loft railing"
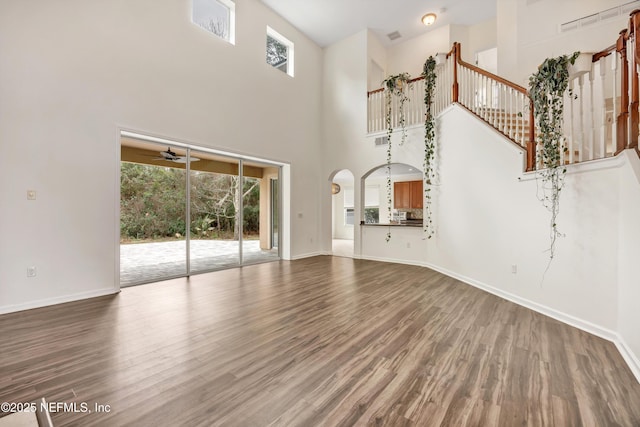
[366,9,640,171]
[367,58,453,135]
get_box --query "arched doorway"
[329,169,355,257]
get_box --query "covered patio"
[120,239,279,286]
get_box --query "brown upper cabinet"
[393,180,423,209]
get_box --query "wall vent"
[560,1,639,33]
[374,136,387,146]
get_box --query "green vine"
[422,57,437,239]
[528,51,579,259]
[382,72,411,241]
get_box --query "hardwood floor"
[1,256,639,426]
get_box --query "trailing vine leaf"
[528,51,579,260]
[421,56,437,239]
[381,72,411,241]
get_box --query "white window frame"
[192,0,236,45]
[266,26,294,77]
[344,208,355,226]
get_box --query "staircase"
[367,11,640,170]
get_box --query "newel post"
[452,43,459,103]
[616,29,630,153]
[630,10,640,149]
[526,98,536,171]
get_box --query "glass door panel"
[120,140,187,286]
[189,151,240,273]
[241,163,280,264]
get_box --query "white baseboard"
[422,261,618,342]
[614,336,640,384]
[359,254,425,268]
[289,251,327,260]
[0,287,119,315]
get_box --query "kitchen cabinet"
[394,180,423,209]
[410,180,423,209]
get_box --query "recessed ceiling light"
[422,13,437,26]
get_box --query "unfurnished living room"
[1,0,640,426]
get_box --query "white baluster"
[588,68,596,160]
[467,67,471,108]
[368,95,371,133]
[495,83,501,129]
[503,85,508,135]
[509,87,517,141]
[578,75,585,162]
[483,76,488,121]
[568,79,574,164]
[598,57,607,158]
[496,82,501,130]
[460,67,464,107]
[472,71,477,113]
[463,67,468,107]
[612,52,618,155]
[520,93,535,148]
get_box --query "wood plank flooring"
[1,256,639,426]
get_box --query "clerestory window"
[266,26,294,77]
[192,0,236,45]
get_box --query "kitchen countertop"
[361,220,423,227]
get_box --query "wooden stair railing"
[447,42,537,171]
[367,9,640,169]
[366,43,537,169]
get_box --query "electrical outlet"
[27,266,37,277]
[511,264,517,274]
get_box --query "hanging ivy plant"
[422,56,437,239]
[381,72,411,241]
[528,51,579,259]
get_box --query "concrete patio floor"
[120,239,279,286]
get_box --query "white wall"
[380,18,497,84]
[618,150,640,378]
[467,18,498,63]
[498,0,631,85]
[386,26,451,77]
[321,30,368,253]
[367,31,388,91]
[0,0,324,313]
[497,0,519,83]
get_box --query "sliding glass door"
[120,136,281,287]
[189,151,241,273]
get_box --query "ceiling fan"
[157,147,199,163]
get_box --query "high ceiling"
[260,0,497,47]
